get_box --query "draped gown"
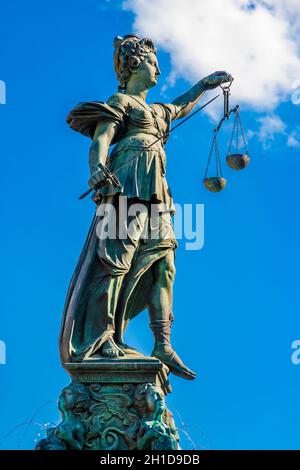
[59,93,180,363]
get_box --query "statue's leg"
[148,251,196,381]
[147,251,175,323]
[86,265,126,358]
[91,197,149,358]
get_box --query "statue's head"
[113,34,160,92]
[135,383,165,417]
[146,385,165,414]
[58,382,89,414]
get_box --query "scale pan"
[226,153,250,170]
[203,177,227,192]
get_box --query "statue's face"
[134,52,161,89]
[146,388,165,413]
[58,386,76,412]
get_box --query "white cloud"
[287,129,300,147]
[249,114,286,148]
[248,117,300,149]
[123,0,300,113]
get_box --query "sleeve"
[66,99,126,142]
[106,93,129,115]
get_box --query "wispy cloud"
[123,0,300,113]
[247,114,286,149]
[248,115,300,149]
[287,128,300,147]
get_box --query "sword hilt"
[78,162,121,200]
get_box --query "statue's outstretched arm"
[88,121,119,188]
[171,70,233,120]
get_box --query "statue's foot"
[152,345,196,381]
[100,339,125,358]
[115,340,125,357]
[115,340,140,355]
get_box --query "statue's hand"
[203,71,233,90]
[88,167,107,189]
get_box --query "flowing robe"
[59,94,179,363]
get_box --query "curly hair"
[113,34,157,92]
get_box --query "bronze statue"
[135,383,179,450]
[59,34,232,381]
[36,381,178,450]
[36,383,89,450]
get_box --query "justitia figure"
[59,34,232,380]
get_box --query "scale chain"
[204,133,217,179]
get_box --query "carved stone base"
[35,357,179,450]
[65,357,171,394]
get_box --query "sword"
[78,162,121,200]
[79,93,221,201]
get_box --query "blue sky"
[0,0,300,450]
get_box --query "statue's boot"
[150,318,196,381]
